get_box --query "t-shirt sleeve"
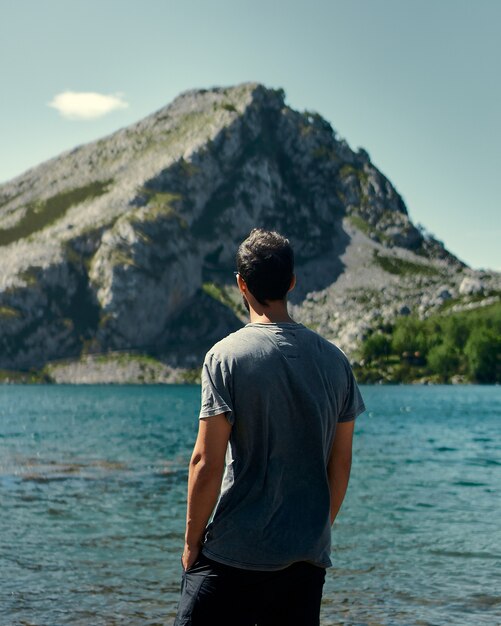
[338,363,365,423]
[199,352,234,424]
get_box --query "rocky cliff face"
[0,83,498,376]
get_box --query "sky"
[1,0,499,271]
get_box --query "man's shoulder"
[299,325,350,363]
[205,323,352,370]
[205,325,256,362]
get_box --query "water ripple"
[1,384,500,626]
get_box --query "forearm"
[182,413,231,570]
[328,457,352,525]
[184,457,225,549]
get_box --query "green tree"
[362,332,391,363]
[391,317,428,356]
[442,315,471,348]
[464,327,501,383]
[426,341,460,381]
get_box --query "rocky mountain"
[0,83,499,382]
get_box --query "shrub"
[362,332,391,362]
[391,317,429,356]
[0,180,113,246]
[441,315,470,348]
[464,327,501,383]
[426,342,460,381]
[373,252,440,277]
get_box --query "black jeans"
[174,553,326,626]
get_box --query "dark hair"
[236,229,294,305]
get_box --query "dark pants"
[174,553,326,626]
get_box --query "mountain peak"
[0,84,498,376]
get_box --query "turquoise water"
[0,385,500,626]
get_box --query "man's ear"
[288,274,296,293]
[236,273,247,294]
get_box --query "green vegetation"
[0,180,113,247]
[37,352,202,385]
[373,251,440,277]
[340,164,369,184]
[221,102,237,113]
[177,158,198,178]
[180,368,202,384]
[0,369,51,384]
[464,326,501,383]
[311,145,338,161]
[301,110,334,135]
[93,352,166,373]
[134,188,188,229]
[347,288,382,307]
[0,305,21,318]
[62,230,104,272]
[347,215,393,244]
[109,249,137,268]
[356,302,501,383]
[138,189,180,219]
[360,332,391,363]
[202,281,247,318]
[348,214,372,237]
[437,291,501,313]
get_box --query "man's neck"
[248,301,295,325]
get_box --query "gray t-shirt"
[199,322,365,571]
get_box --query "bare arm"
[327,420,355,525]
[182,413,232,570]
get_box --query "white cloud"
[48,91,129,120]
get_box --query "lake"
[1,385,500,626]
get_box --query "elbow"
[189,452,224,479]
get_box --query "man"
[175,229,365,626]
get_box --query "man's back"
[200,321,364,570]
[175,229,364,626]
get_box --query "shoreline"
[0,353,201,385]
[1,352,496,386]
